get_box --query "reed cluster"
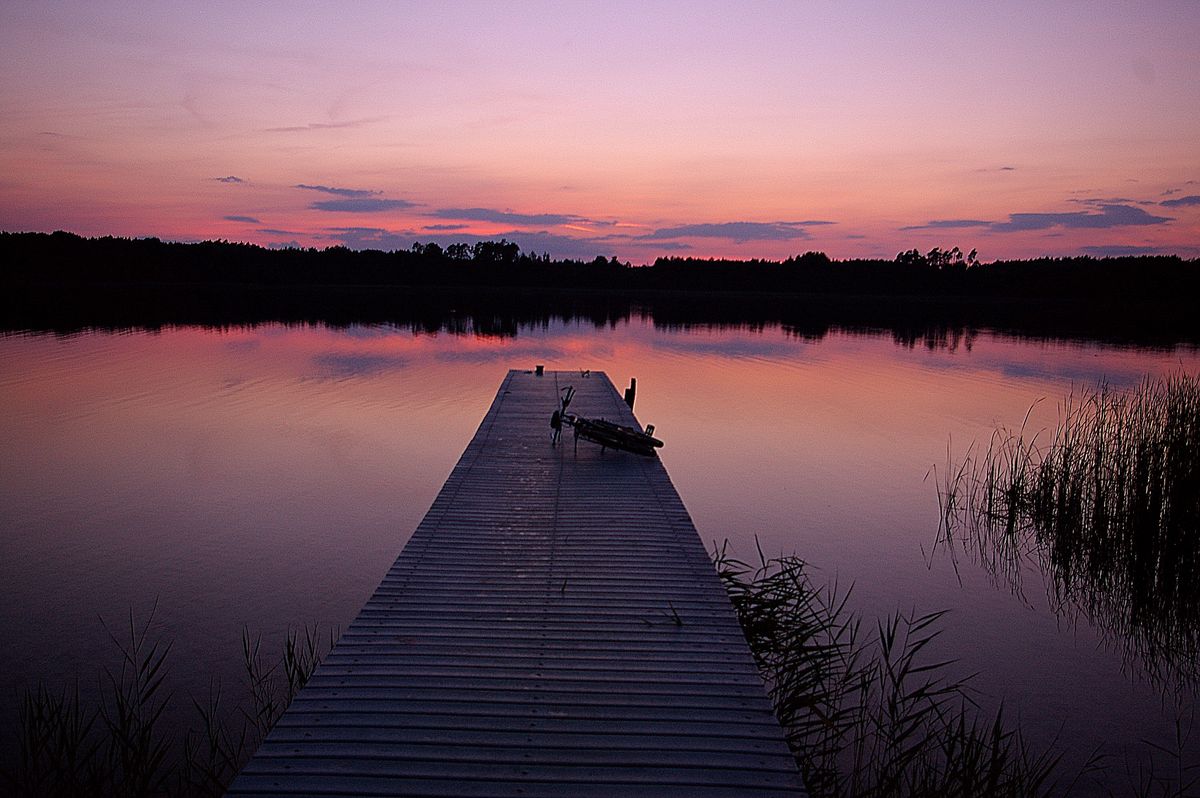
[716,543,1063,798]
[935,373,1200,687]
[1,608,334,798]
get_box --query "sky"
[1,1,1198,263]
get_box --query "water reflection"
[942,508,1200,693]
[1,318,1198,784]
[5,286,1199,350]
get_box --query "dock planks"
[228,370,804,797]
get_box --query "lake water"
[2,318,1197,788]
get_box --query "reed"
[1,611,335,798]
[715,542,1063,798]
[10,682,103,797]
[101,607,175,797]
[936,373,1200,688]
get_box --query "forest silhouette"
[3,231,1197,347]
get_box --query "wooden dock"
[228,370,804,797]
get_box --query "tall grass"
[935,373,1200,688]
[716,543,1064,798]
[1,609,336,798]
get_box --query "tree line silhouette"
[4,231,1197,297]
[3,231,1197,345]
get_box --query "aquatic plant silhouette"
[934,373,1200,690]
[714,543,1065,798]
[1,610,335,798]
[717,541,1200,796]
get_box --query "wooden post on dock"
[624,376,636,410]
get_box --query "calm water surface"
[2,320,1198,784]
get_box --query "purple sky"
[1,1,1198,261]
